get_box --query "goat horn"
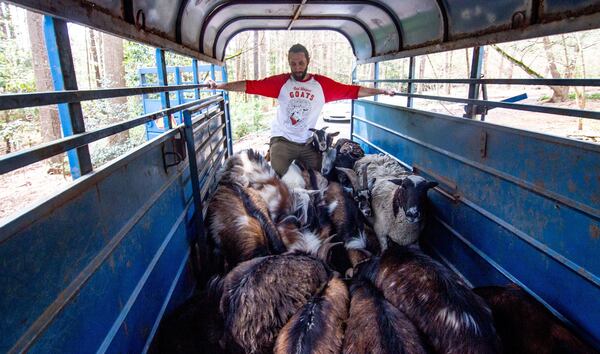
[361,164,368,189]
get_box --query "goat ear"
[368,177,376,189]
[322,126,328,130]
[427,181,439,189]
[393,188,402,217]
[329,131,340,137]
[309,128,317,132]
[389,178,404,186]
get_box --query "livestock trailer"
[0,1,599,353]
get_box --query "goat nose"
[405,207,420,222]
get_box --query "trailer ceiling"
[11,0,600,66]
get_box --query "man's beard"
[292,67,308,81]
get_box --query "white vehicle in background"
[322,99,351,123]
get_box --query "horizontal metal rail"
[354,78,600,86]
[0,84,211,111]
[386,92,600,120]
[0,96,223,175]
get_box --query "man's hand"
[206,79,219,89]
[381,89,396,96]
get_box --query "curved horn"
[361,164,368,190]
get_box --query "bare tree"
[102,32,129,142]
[88,28,102,87]
[26,11,63,171]
[542,37,569,102]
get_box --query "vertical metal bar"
[350,65,357,141]
[174,67,184,124]
[210,63,217,96]
[192,59,200,99]
[220,65,233,154]
[407,56,416,108]
[44,16,92,179]
[373,62,379,102]
[465,46,484,119]
[481,80,488,121]
[155,48,172,129]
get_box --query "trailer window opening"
[354,29,600,144]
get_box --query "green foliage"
[230,97,273,139]
[539,92,600,101]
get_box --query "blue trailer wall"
[0,105,228,353]
[352,99,600,347]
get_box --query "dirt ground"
[1,92,598,223]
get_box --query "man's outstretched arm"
[357,86,396,97]
[206,79,246,92]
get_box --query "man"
[206,44,395,176]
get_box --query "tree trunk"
[102,32,129,143]
[26,11,63,171]
[541,37,569,102]
[88,28,102,87]
[418,56,426,93]
[253,30,259,80]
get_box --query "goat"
[282,159,329,191]
[309,126,339,153]
[322,138,365,181]
[336,166,375,219]
[206,183,286,272]
[357,242,501,354]
[371,175,437,250]
[218,149,275,187]
[274,275,349,354]
[219,253,331,354]
[343,279,427,354]
[474,284,598,354]
[354,153,410,181]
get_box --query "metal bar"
[0,84,210,111]
[155,49,171,129]
[44,16,92,179]
[388,92,600,121]
[407,56,416,108]
[221,66,233,154]
[0,97,223,175]
[192,60,201,99]
[466,47,484,119]
[183,110,204,239]
[350,66,357,141]
[373,62,379,103]
[287,0,307,30]
[352,78,600,86]
[210,64,217,96]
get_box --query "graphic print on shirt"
[285,98,311,128]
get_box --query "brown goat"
[357,243,501,354]
[206,183,285,272]
[343,279,427,354]
[219,253,330,354]
[274,276,349,354]
[474,284,598,354]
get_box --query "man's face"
[288,52,309,81]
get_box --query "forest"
[0,2,599,220]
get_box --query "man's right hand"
[205,79,218,89]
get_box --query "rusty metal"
[479,130,488,158]
[288,0,308,30]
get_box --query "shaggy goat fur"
[474,284,598,354]
[343,279,427,354]
[219,254,330,354]
[357,243,501,354]
[354,153,410,181]
[206,183,285,272]
[274,276,349,354]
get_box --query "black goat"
[357,242,501,354]
[309,126,339,153]
[474,284,598,354]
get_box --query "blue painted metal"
[220,65,233,154]
[373,62,379,102]
[351,99,600,348]
[155,48,172,129]
[192,59,201,99]
[502,93,528,103]
[407,56,415,108]
[43,15,92,179]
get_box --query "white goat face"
[354,189,372,217]
[391,175,438,223]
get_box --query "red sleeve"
[245,74,290,98]
[313,74,360,103]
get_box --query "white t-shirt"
[246,73,360,143]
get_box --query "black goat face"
[355,189,372,217]
[391,176,438,223]
[321,148,337,176]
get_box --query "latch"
[162,129,187,173]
